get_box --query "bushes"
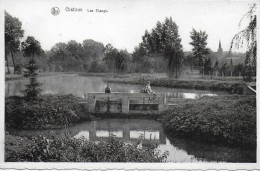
[5,135,167,162]
[5,94,93,130]
[161,95,256,148]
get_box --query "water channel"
[5,74,256,162]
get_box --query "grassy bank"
[5,72,82,81]
[5,94,93,130]
[103,73,246,93]
[161,95,256,149]
[5,134,167,162]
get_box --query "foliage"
[103,44,130,73]
[230,4,256,81]
[5,135,167,162]
[22,36,43,58]
[5,95,93,130]
[233,64,245,76]
[21,36,44,100]
[5,11,24,74]
[139,17,184,77]
[161,96,256,148]
[22,58,42,100]
[189,28,210,70]
[203,57,212,74]
[48,39,105,72]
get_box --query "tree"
[204,57,212,74]
[21,36,43,58]
[21,36,43,100]
[103,44,130,73]
[104,44,117,72]
[230,3,256,81]
[189,28,210,72]
[82,39,105,60]
[140,17,184,77]
[5,11,24,74]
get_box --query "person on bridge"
[105,83,111,93]
[141,81,154,94]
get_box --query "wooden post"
[88,95,96,113]
[158,94,167,112]
[122,97,129,114]
[231,71,233,77]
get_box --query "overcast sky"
[4,0,256,53]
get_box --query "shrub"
[5,135,167,162]
[22,57,42,100]
[161,96,256,148]
[5,94,93,130]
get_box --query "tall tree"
[21,36,43,100]
[21,36,43,58]
[82,39,105,60]
[189,28,210,72]
[5,11,24,74]
[104,44,117,71]
[141,17,184,77]
[230,4,256,81]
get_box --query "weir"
[87,92,168,115]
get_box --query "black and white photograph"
[2,0,258,169]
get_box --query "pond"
[5,74,255,162]
[5,74,219,99]
[9,118,255,163]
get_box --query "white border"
[0,0,259,169]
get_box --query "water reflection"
[96,130,123,138]
[5,74,219,99]
[69,119,166,144]
[9,118,255,163]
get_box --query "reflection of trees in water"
[164,131,256,163]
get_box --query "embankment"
[104,75,246,94]
[160,95,256,149]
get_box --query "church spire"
[218,39,223,56]
[219,40,222,49]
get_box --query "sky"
[3,0,257,53]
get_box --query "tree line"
[5,4,256,79]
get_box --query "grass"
[161,95,256,149]
[102,73,247,93]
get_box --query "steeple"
[217,39,223,56]
[219,40,222,49]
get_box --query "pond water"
[10,118,255,163]
[5,74,255,162]
[5,74,219,99]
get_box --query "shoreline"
[6,72,250,94]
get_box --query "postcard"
[1,0,259,170]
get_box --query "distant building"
[211,40,245,67]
